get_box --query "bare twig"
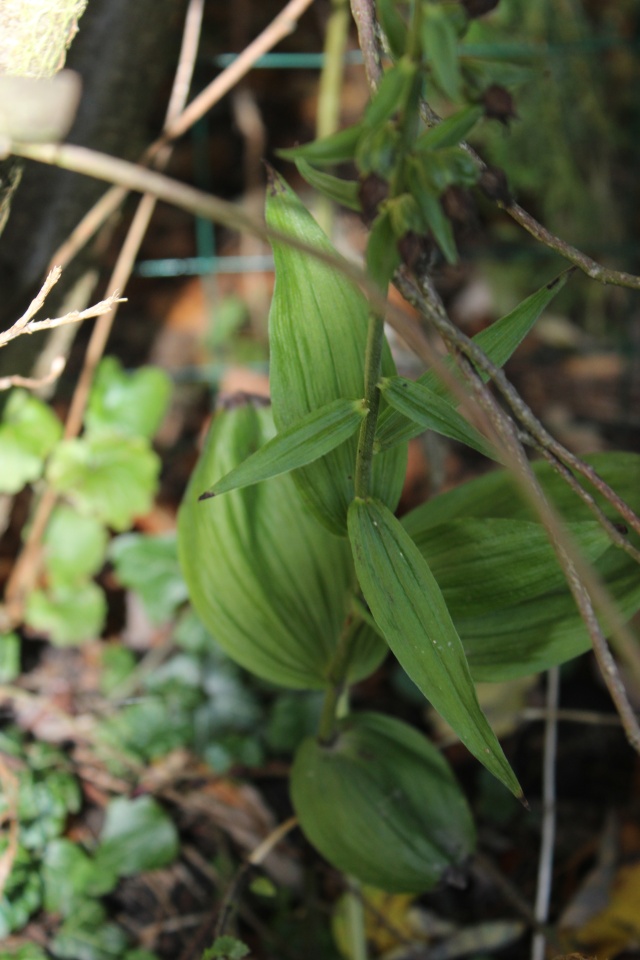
[0,355,66,392]
[48,0,316,273]
[349,0,383,89]
[532,667,559,960]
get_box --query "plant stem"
[354,312,385,498]
[315,0,350,234]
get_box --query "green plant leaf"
[363,60,417,128]
[51,900,129,960]
[109,532,189,625]
[377,375,497,458]
[25,581,106,646]
[94,796,179,878]
[291,712,475,892]
[293,158,361,210]
[376,271,571,448]
[417,104,484,150]
[178,402,386,690]
[43,839,117,916]
[266,171,406,534]
[0,389,62,494]
[406,166,458,263]
[278,123,363,166]
[0,632,20,683]
[376,0,409,57]
[348,497,521,796]
[423,5,463,101]
[85,356,172,440]
[202,937,250,960]
[47,434,160,531]
[201,398,368,497]
[411,146,479,192]
[43,506,108,586]
[398,452,640,680]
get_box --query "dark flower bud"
[442,186,476,227]
[358,173,389,225]
[462,0,500,17]
[478,165,512,206]
[482,84,518,125]
[397,231,433,272]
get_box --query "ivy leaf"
[43,505,108,586]
[25,581,106,645]
[0,389,62,493]
[43,839,117,916]
[109,533,188,625]
[51,900,128,960]
[348,497,521,797]
[47,434,160,531]
[85,356,172,440]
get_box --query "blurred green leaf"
[0,390,62,494]
[100,644,137,696]
[51,900,129,960]
[278,124,363,166]
[85,357,172,440]
[110,533,188,625]
[43,839,117,915]
[417,105,484,150]
[202,937,250,960]
[47,434,160,531]
[94,796,179,878]
[423,5,462,101]
[376,0,409,57]
[293,159,361,211]
[266,692,324,754]
[0,632,20,682]
[25,581,106,646]
[43,506,108,586]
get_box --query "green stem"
[315,0,350,235]
[354,312,385,498]
[317,613,361,743]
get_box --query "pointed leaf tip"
[198,491,215,501]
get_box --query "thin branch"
[349,0,383,89]
[0,354,66,392]
[532,667,559,960]
[48,0,316,273]
[0,265,124,351]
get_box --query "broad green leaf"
[291,712,475,892]
[417,105,484,150]
[47,433,160,531]
[348,497,521,796]
[94,796,179,877]
[178,402,386,689]
[109,533,189,625]
[402,452,640,680]
[422,6,462,101]
[410,518,612,617]
[43,506,108,586]
[0,389,62,493]
[293,158,361,210]
[377,375,497,458]
[85,356,172,440]
[278,123,363,166]
[201,398,368,497]
[25,581,106,646]
[266,171,406,535]
[376,271,571,449]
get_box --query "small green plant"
[178,0,640,896]
[0,356,171,645]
